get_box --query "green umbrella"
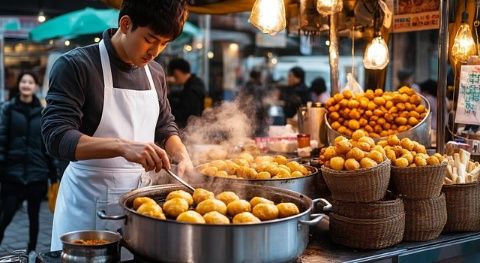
[29,7,202,43]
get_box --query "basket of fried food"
[403,193,447,241]
[442,149,480,232]
[320,131,391,203]
[379,135,447,199]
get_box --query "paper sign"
[455,65,480,125]
[392,0,440,33]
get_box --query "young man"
[41,0,192,250]
[167,58,206,128]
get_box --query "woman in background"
[0,72,57,253]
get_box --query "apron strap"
[145,65,155,91]
[99,40,113,89]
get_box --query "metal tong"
[165,169,195,193]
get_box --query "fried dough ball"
[286,161,301,171]
[177,211,206,224]
[387,135,400,146]
[352,130,367,140]
[414,156,427,167]
[216,191,240,205]
[238,152,254,162]
[137,202,163,218]
[346,147,365,161]
[203,211,230,224]
[360,157,377,168]
[400,138,415,151]
[276,203,300,218]
[227,200,252,216]
[323,147,337,160]
[330,157,345,171]
[233,212,261,224]
[368,150,384,164]
[250,197,274,208]
[252,203,279,221]
[291,171,303,177]
[193,188,215,205]
[210,160,227,170]
[278,164,291,172]
[335,139,352,154]
[427,156,440,165]
[256,171,272,179]
[273,155,288,165]
[215,171,228,177]
[163,198,189,218]
[203,166,218,177]
[401,150,414,164]
[166,190,194,206]
[372,145,386,156]
[133,197,157,210]
[274,168,291,179]
[394,157,409,168]
[357,141,371,152]
[196,199,227,215]
[413,143,427,154]
[345,158,360,170]
[433,153,445,163]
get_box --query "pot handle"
[298,213,326,226]
[97,210,127,220]
[312,198,332,212]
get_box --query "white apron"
[50,40,160,251]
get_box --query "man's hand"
[120,141,171,172]
[177,156,194,176]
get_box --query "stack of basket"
[391,164,447,241]
[322,160,405,249]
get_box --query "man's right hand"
[120,141,171,172]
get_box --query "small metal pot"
[60,230,122,263]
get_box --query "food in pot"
[166,190,193,206]
[133,196,157,210]
[176,210,206,224]
[137,202,165,220]
[203,211,230,224]
[276,203,300,218]
[227,200,252,216]
[72,239,110,245]
[326,87,427,138]
[232,212,261,224]
[192,188,215,205]
[200,155,311,180]
[216,191,240,205]
[163,198,189,218]
[196,199,227,215]
[250,197,274,207]
[252,203,279,221]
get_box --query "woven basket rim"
[332,197,402,206]
[321,159,390,175]
[404,192,445,203]
[330,212,404,224]
[443,182,480,189]
[391,162,447,170]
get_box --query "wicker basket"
[315,169,331,198]
[332,197,404,220]
[403,193,447,241]
[391,163,446,200]
[442,182,480,232]
[329,212,405,249]
[321,160,390,203]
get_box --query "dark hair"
[397,69,414,82]
[311,77,327,95]
[168,58,191,74]
[420,79,437,97]
[120,0,188,40]
[16,71,39,87]
[289,66,305,83]
[250,70,261,80]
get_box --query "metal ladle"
[165,169,195,193]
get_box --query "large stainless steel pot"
[325,94,432,147]
[194,165,321,199]
[60,230,122,263]
[98,183,330,263]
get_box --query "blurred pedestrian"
[168,58,206,128]
[397,69,420,92]
[280,66,310,119]
[310,77,329,104]
[0,72,57,253]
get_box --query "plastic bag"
[48,182,59,213]
[342,73,364,95]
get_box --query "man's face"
[288,72,299,86]
[123,25,171,67]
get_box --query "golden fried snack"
[250,197,274,207]
[176,211,206,224]
[273,155,288,165]
[163,198,189,218]
[193,188,215,205]
[277,203,300,218]
[137,202,166,220]
[252,203,279,221]
[346,147,365,161]
[330,157,345,171]
[344,158,361,171]
[203,211,230,224]
[368,150,384,164]
[196,199,227,215]
[166,190,194,206]
[232,212,261,224]
[427,156,440,165]
[256,171,272,179]
[395,157,409,168]
[352,130,367,140]
[132,197,157,210]
[414,156,427,167]
[227,200,252,216]
[215,191,240,205]
[360,157,377,169]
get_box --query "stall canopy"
[29,7,202,43]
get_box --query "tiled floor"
[0,201,53,255]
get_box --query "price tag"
[455,65,480,125]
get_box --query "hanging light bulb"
[249,0,286,35]
[37,10,46,23]
[452,24,477,64]
[317,0,343,16]
[363,36,390,70]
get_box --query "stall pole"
[0,33,4,102]
[436,0,450,153]
[329,14,340,96]
[203,14,211,93]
